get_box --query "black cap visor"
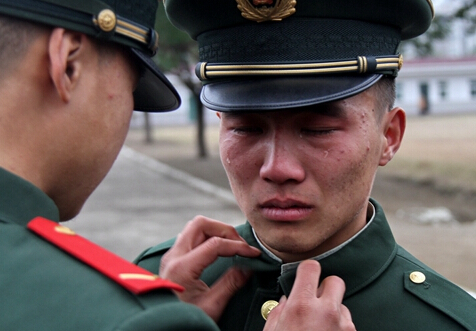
[131,48,181,112]
[200,74,382,112]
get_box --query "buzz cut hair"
[0,14,48,78]
[370,75,397,123]
[374,76,397,112]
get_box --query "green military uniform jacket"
[136,199,476,331]
[0,167,218,331]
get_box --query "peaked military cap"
[0,0,180,112]
[165,0,434,111]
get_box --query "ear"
[48,28,83,103]
[379,107,406,166]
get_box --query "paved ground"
[67,112,476,293]
[67,147,244,260]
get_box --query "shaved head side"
[370,76,397,123]
[0,14,48,79]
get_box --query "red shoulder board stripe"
[27,217,184,295]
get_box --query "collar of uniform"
[278,198,398,297]
[278,202,376,274]
[233,223,282,272]
[0,167,59,226]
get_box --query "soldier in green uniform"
[0,0,263,330]
[135,0,476,330]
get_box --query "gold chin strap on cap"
[39,0,159,54]
[196,54,403,81]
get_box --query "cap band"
[196,54,403,81]
[40,0,159,54]
[104,15,159,53]
[0,0,159,54]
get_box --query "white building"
[396,57,476,115]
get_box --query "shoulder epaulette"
[404,270,476,331]
[27,217,184,295]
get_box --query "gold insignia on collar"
[236,0,296,22]
[119,273,160,281]
[54,225,76,235]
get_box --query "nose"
[259,132,306,185]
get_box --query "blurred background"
[69,0,476,294]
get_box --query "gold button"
[97,9,116,32]
[261,300,279,320]
[54,225,76,235]
[409,271,426,284]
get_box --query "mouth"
[259,199,313,221]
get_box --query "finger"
[340,304,353,323]
[263,295,287,331]
[171,216,247,255]
[161,237,260,281]
[182,237,261,273]
[202,267,253,322]
[288,260,322,301]
[316,275,346,303]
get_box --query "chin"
[57,201,85,222]
[267,237,317,255]
[59,211,80,222]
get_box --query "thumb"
[263,295,287,331]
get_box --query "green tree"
[402,14,452,57]
[402,0,476,57]
[454,0,476,33]
[154,3,198,70]
[146,3,207,158]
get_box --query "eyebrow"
[220,112,255,120]
[219,101,347,120]
[299,102,347,118]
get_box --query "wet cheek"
[328,148,347,163]
[221,141,259,186]
[220,142,242,175]
[324,147,365,187]
[220,143,254,210]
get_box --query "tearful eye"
[233,127,263,134]
[301,128,335,136]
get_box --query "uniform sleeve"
[114,301,219,331]
[133,238,176,273]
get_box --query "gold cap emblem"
[97,9,117,32]
[236,0,297,23]
[261,300,279,320]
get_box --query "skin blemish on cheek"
[226,157,231,164]
[323,150,329,158]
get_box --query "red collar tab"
[27,217,184,294]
